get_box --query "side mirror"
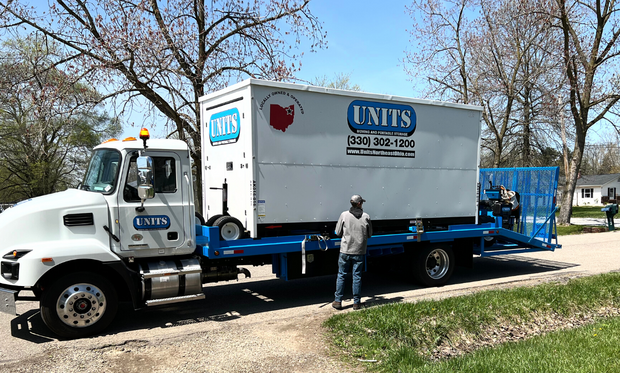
[137,155,155,200]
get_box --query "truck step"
[142,267,202,279]
[145,293,205,307]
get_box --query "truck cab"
[0,132,202,338]
[86,136,196,258]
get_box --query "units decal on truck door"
[346,100,417,159]
[133,215,171,230]
[209,107,240,146]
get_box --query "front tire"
[414,245,455,287]
[40,272,118,339]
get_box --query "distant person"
[332,194,372,311]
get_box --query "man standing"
[332,194,372,310]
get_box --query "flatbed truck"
[0,80,560,338]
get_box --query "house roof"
[576,173,620,187]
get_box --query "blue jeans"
[334,253,365,304]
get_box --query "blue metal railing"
[479,167,560,243]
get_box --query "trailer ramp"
[477,167,561,256]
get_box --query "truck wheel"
[214,216,244,240]
[195,211,206,226]
[205,214,224,226]
[414,245,454,287]
[40,272,118,339]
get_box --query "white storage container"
[200,79,482,238]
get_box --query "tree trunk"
[558,130,586,225]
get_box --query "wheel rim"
[425,249,450,280]
[220,222,241,240]
[55,283,107,328]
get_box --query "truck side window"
[123,156,177,202]
[154,158,177,193]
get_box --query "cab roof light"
[139,128,150,149]
[139,128,150,140]
[123,137,137,142]
[101,138,119,144]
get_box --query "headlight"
[2,250,31,260]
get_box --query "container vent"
[64,213,94,227]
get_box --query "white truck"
[0,80,560,338]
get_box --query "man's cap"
[350,195,366,204]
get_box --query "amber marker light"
[139,128,150,140]
[41,258,53,263]
[101,138,119,144]
[123,137,137,141]
[139,128,150,149]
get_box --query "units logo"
[259,90,305,132]
[209,107,240,146]
[133,215,170,230]
[347,100,416,137]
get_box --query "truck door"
[117,152,188,254]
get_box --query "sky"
[8,0,419,139]
[120,0,420,138]
[293,0,417,97]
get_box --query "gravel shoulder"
[1,231,619,372]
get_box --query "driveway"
[1,231,619,372]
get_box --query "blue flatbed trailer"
[196,167,561,285]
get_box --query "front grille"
[63,213,94,227]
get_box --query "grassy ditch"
[555,205,610,235]
[324,273,620,372]
[556,224,587,235]
[565,205,610,218]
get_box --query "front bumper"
[0,287,17,315]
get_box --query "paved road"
[571,217,620,226]
[1,231,619,372]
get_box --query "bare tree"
[405,0,562,168]
[310,72,361,91]
[555,0,620,224]
[0,0,326,209]
[0,34,120,201]
[581,138,620,175]
[404,0,478,104]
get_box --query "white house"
[573,173,620,206]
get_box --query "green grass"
[324,273,620,372]
[415,317,620,373]
[554,205,609,235]
[556,224,587,235]
[557,205,606,218]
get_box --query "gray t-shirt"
[335,210,373,255]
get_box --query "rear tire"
[205,214,224,227]
[214,216,244,240]
[40,272,118,339]
[414,245,455,287]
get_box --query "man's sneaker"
[332,301,342,310]
[353,303,363,310]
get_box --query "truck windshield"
[81,149,121,193]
